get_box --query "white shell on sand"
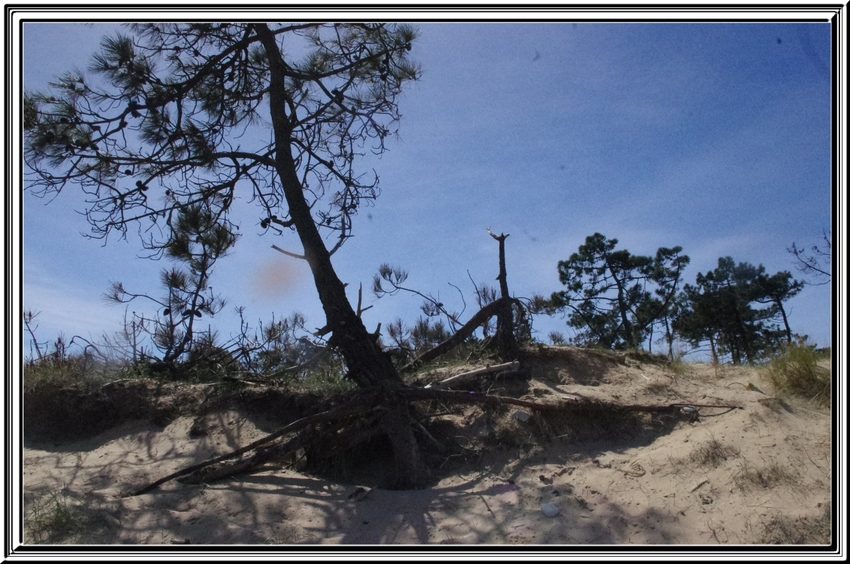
[540,503,560,517]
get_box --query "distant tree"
[373,263,465,333]
[250,312,309,373]
[548,331,567,346]
[24,23,434,487]
[549,233,689,351]
[237,311,326,378]
[788,229,831,285]
[674,257,794,364]
[673,285,725,363]
[753,271,804,344]
[644,246,691,357]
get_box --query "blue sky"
[21,20,835,360]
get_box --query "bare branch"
[424,361,520,389]
[271,244,306,260]
[126,390,380,496]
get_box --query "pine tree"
[549,233,689,351]
[674,257,797,364]
[25,23,430,487]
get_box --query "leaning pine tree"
[24,23,433,487]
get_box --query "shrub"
[668,353,691,378]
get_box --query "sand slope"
[22,348,832,547]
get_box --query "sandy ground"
[22,348,832,547]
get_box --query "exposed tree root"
[127,383,743,495]
[125,391,380,496]
[177,434,305,485]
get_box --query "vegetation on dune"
[762,338,831,406]
[758,503,831,545]
[24,490,78,544]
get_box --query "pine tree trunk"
[776,300,793,343]
[256,25,429,488]
[381,402,432,489]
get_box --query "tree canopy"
[674,257,802,364]
[25,23,418,255]
[788,229,831,286]
[24,23,421,383]
[548,233,689,352]
[545,235,806,363]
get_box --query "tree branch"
[424,361,520,389]
[402,297,516,370]
[126,391,379,496]
[271,244,306,260]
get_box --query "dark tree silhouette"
[549,233,689,351]
[674,257,796,364]
[753,271,804,344]
[488,228,521,361]
[105,202,237,369]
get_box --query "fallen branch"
[403,297,518,371]
[126,391,379,496]
[177,434,304,485]
[424,360,520,389]
[399,387,743,416]
[399,387,590,412]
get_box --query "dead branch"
[403,297,517,370]
[126,391,379,496]
[425,361,520,389]
[355,282,373,317]
[486,227,519,360]
[269,347,332,379]
[177,434,304,485]
[271,244,306,260]
[398,387,743,416]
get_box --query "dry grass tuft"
[763,340,830,406]
[263,524,302,544]
[690,438,740,468]
[732,458,801,492]
[644,380,671,396]
[25,490,79,544]
[759,504,831,545]
[667,355,692,378]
